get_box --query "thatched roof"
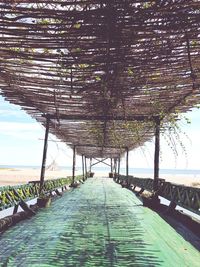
[0,1,200,157]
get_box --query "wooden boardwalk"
[0,178,199,266]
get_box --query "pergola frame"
[0,1,200,187]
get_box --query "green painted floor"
[0,178,199,267]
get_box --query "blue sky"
[0,95,200,170]
[0,95,73,167]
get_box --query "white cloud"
[0,109,25,118]
[0,121,40,130]
[0,121,43,140]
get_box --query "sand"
[0,168,73,186]
[136,174,200,188]
[0,168,200,188]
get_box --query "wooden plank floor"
[0,178,199,266]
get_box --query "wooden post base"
[37,197,51,208]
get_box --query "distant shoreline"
[1,165,200,174]
[0,166,200,187]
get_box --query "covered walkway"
[0,178,199,267]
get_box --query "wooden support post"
[13,189,36,215]
[114,158,117,177]
[115,159,118,179]
[118,157,121,179]
[113,158,116,177]
[72,145,76,184]
[85,156,87,178]
[126,148,129,178]
[110,158,113,173]
[136,188,145,196]
[153,117,161,191]
[82,155,85,180]
[40,116,50,193]
[55,189,62,196]
[166,200,177,213]
[89,158,92,173]
[13,204,19,214]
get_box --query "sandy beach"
[0,168,74,186]
[0,167,200,188]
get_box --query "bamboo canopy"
[0,1,200,158]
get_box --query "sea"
[1,165,200,177]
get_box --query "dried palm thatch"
[0,1,200,157]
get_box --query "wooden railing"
[0,177,80,211]
[115,175,200,215]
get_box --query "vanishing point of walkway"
[0,178,199,266]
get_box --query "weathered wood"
[126,148,129,178]
[116,175,200,215]
[84,156,87,178]
[72,145,76,184]
[136,188,145,196]
[37,197,51,208]
[46,114,151,122]
[40,116,50,192]
[1,2,200,159]
[82,155,85,180]
[113,158,117,177]
[55,189,62,196]
[19,201,36,216]
[89,158,92,173]
[166,201,177,213]
[13,189,36,215]
[117,157,121,179]
[91,158,110,167]
[153,117,161,191]
[13,204,19,215]
[0,210,34,233]
[110,158,113,173]
[0,178,73,212]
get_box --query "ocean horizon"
[1,165,200,176]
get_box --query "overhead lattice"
[0,1,200,158]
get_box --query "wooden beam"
[62,143,126,150]
[40,116,50,192]
[39,140,126,150]
[44,114,150,122]
[91,158,110,167]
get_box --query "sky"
[0,95,200,170]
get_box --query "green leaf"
[73,23,81,29]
